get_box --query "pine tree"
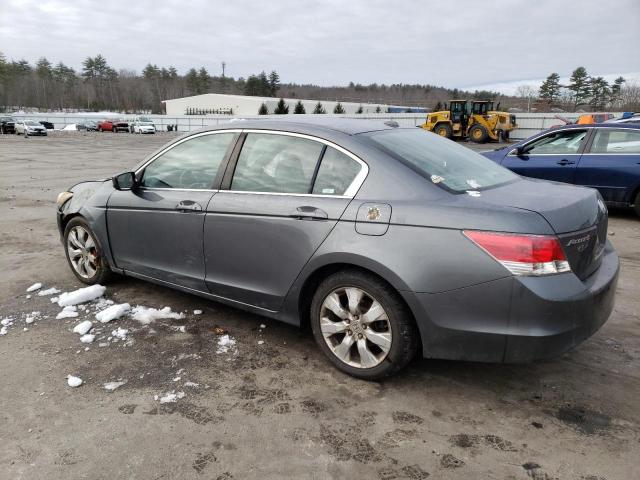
[610,76,626,107]
[293,100,305,114]
[273,98,289,114]
[313,102,326,114]
[268,70,280,97]
[589,77,610,111]
[186,68,200,95]
[333,102,345,114]
[567,67,591,110]
[197,67,210,94]
[244,75,261,96]
[258,71,270,96]
[538,73,561,104]
[355,105,363,114]
[258,103,269,115]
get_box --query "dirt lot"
[0,131,638,480]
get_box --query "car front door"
[501,128,589,184]
[575,127,640,204]
[107,131,239,290]
[203,131,367,311]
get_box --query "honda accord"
[56,119,619,379]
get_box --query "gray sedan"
[56,119,619,379]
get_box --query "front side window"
[524,130,587,155]
[590,129,640,154]
[363,128,518,193]
[312,147,362,195]
[142,132,236,189]
[231,133,324,194]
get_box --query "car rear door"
[501,128,589,184]
[575,127,640,204]
[107,131,239,291]
[203,130,367,311]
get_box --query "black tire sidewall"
[310,270,417,380]
[63,218,111,285]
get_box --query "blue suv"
[482,123,640,217]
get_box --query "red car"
[98,119,129,132]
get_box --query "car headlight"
[56,191,73,208]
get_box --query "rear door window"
[312,147,362,195]
[142,132,236,189]
[231,133,324,194]
[523,130,587,155]
[590,129,640,154]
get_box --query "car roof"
[552,122,640,131]
[201,118,402,136]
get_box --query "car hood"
[477,177,601,234]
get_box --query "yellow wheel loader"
[421,100,517,143]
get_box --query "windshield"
[25,121,40,126]
[363,129,519,193]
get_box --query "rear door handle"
[175,200,202,212]
[289,206,328,220]
[556,159,576,166]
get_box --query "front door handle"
[289,206,328,220]
[556,159,576,166]
[175,200,202,212]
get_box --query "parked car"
[56,119,619,379]
[77,120,99,131]
[98,119,129,132]
[15,120,48,136]
[605,113,640,124]
[39,120,55,130]
[129,116,156,134]
[0,116,17,134]
[482,124,640,216]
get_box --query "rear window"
[363,129,518,193]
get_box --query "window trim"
[135,129,242,192]
[222,129,369,198]
[583,127,640,155]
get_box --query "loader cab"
[449,100,469,128]
[471,100,492,116]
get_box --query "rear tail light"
[464,230,571,276]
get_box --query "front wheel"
[434,123,452,139]
[310,270,419,380]
[63,218,112,285]
[469,124,489,143]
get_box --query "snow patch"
[56,305,79,320]
[131,306,185,325]
[57,285,106,307]
[183,381,199,388]
[96,303,130,323]
[38,287,61,296]
[216,334,237,354]
[80,334,95,343]
[159,391,185,403]
[26,283,42,292]
[0,326,7,336]
[104,380,127,391]
[193,309,203,315]
[67,375,83,387]
[72,320,93,335]
[111,327,128,340]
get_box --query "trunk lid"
[478,178,608,280]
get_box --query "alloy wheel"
[319,287,392,369]
[66,226,99,279]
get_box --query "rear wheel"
[434,123,452,139]
[63,218,112,285]
[469,124,489,143]
[310,270,419,380]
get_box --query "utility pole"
[221,62,227,93]
[221,62,226,78]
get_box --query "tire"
[63,217,113,285]
[501,129,510,142]
[469,124,489,143]
[98,127,103,132]
[310,270,419,380]
[434,123,452,139]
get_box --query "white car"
[130,117,156,134]
[15,120,48,136]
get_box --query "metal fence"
[8,112,623,139]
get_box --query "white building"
[162,93,387,116]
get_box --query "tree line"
[513,67,639,112]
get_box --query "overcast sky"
[1,0,639,93]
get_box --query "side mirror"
[112,172,137,191]
[516,145,527,157]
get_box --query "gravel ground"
[0,131,638,480]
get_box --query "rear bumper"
[406,240,619,363]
